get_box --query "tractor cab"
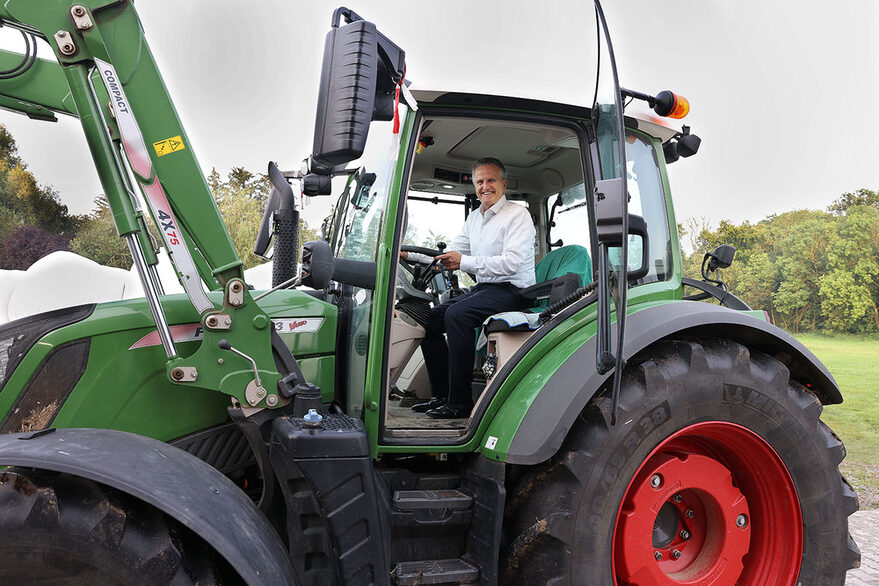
[309,86,688,442]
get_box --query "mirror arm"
[595,243,616,375]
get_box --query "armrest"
[519,280,553,301]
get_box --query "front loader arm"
[0,1,285,409]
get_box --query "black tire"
[0,468,230,585]
[502,338,861,585]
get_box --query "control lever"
[218,339,274,406]
[426,241,446,274]
[218,339,262,387]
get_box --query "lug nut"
[672,549,681,559]
[679,529,690,540]
[686,509,695,518]
[736,514,748,528]
[650,474,663,489]
[673,493,683,503]
[654,551,662,561]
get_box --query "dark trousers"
[421,282,528,406]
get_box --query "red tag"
[393,83,401,134]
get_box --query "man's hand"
[436,251,462,270]
[399,251,409,260]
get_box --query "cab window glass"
[626,133,671,281]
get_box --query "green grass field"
[795,333,879,509]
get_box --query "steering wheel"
[401,243,457,293]
[400,243,447,290]
[401,244,443,258]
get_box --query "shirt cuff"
[406,252,434,264]
[459,254,475,273]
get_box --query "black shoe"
[426,403,473,419]
[411,397,446,413]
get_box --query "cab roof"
[411,89,680,143]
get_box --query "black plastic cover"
[271,413,368,458]
[302,173,333,196]
[677,133,702,158]
[301,240,334,289]
[270,413,388,583]
[271,208,299,287]
[312,20,379,170]
[333,257,377,290]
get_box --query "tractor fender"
[501,301,840,465]
[0,427,296,585]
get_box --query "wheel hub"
[613,421,802,585]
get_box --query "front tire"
[502,338,860,585]
[0,468,230,585]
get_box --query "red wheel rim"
[612,421,802,585]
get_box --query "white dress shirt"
[409,196,536,288]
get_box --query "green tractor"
[0,1,860,584]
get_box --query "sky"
[1,0,878,235]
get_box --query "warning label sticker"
[152,135,186,157]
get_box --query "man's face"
[473,164,506,209]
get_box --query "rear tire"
[0,468,228,585]
[502,338,860,585]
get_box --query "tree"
[0,225,70,270]
[819,205,879,332]
[209,166,318,269]
[0,124,81,269]
[828,188,879,215]
[69,197,132,269]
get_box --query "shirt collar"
[481,195,508,217]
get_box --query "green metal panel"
[0,51,75,116]
[0,291,337,440]
[478,293,678,461]
[373,280,681,457]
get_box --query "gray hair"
[471,157,507,179]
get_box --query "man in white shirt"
[401,158,536,418]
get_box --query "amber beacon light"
[620,87,690,120]
[652,90,690,119]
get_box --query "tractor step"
[393,489,473,511]
[392,558,479,585]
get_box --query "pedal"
[393,558,479,585]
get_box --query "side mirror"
[311,8,405,172]
[625,214,650,281]
[301,240,335,289]
[706,244,736,271]
[594,179,650,282]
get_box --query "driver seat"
[477,245,592,375]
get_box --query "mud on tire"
[0,468,232,585]
[502,338,861,585]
